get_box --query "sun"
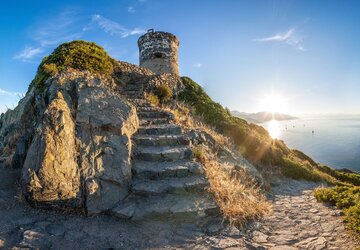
[259,92,288,114]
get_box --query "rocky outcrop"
[75,75,138,214]
[2,69,139,213]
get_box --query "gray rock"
[22,90,81,208]
[45,223,66,236]
[15,70,139,214]
[75,76,139,214]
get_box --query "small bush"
[192,144,207,163]
[144,92,160,106]
[42,63,58,76]
[155,84,172,103]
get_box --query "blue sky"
[0,0,359,115]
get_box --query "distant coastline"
[232,111,297,123]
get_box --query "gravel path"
[0,167,358,249]
[243,179,358,249]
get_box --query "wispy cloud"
[15,10,145,62]
[31,10,83,47]
[193,63,203,68]
[14,47,44,61]
[127,6,135,13]
[14,9,83,61]
[86,14,145,38]
[0,88,24,97]
[254,28,306,51]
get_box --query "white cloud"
[15,10,83,62]
[14,47,44,61]
[128,6,135,13]
[193,63,202,68]
[254,28,306,51]
[0,88,24,97]
[32,10,83,47]
[87,14,145,38]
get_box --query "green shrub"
[42,63,58,76]
[155,84,173,103]
[30,40,114,92]
[317,164,360,186]
[145,92,160,106]
[315,186,360,236]
[280,157,322,182]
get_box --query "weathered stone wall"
[138,31,179,75]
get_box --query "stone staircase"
[110,83,218,220]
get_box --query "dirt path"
[0,167,358,249]
[244,179,358,249]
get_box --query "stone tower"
[138,29,179,75]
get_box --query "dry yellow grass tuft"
[144,92,160,106]
[194,145,272,227]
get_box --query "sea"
[262,115,360,172]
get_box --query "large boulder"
[18,70,139,212]
[22,91,81,208]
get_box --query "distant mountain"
[232,111,298,123]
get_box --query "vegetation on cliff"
[30,41,114,92]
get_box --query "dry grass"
[144,92,160,106]
[194,145,271,227]
[162,101,230,146]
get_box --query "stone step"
[139,118,171,126]
[132,160,203,179]
[124,85,143,91]
[132,176,209,196]
[134,134,189,146]
[110,193,219,220]
[124,91,144,96]
[136,145,193,161]
[136,106,163,112]
[138,111,172,119]
[130,101,152,108]
[137,124,182,135]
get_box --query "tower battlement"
[138,30,179,75]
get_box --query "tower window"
[154,52,163,58]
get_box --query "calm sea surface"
[262,115,360,172]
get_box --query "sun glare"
[267,120,281,139]
[259,92,288,114]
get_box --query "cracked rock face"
[1,70,139,213]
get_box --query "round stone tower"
[138,29,179,75]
